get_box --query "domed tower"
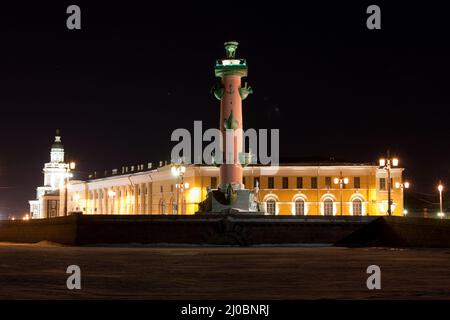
[50,129,65,163]
[43,129,68,190]
[30,129,71,219]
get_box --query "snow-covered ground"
[0,243,449,299]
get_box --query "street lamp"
[438,183,445,218]
[171,162,187,214]
[379,152,399,216]
[395,181,410,217]
[334,171,349,216]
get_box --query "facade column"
[140,183,145,214]
[87,191,91,214]
[103,188,108,214]
[121,186,127,214]
[148,182,153,214]
[126,185,130,214]
[94,190,99,214]
[135,184,139,214]
[86,190,90,214]
[92,191,96,214]
[113,186,118,214]
[117,186,121,214]
[97,189,102,214]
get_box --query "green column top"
[224,41,239,58]
[215,40,248,77]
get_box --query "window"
[268,177,274,189]
[325,177,332,188]
[324,199,333,216]
[160,185,163,193]
[211,177,218,189]
[266,199,276,215]
[297,177,303,189]
[353,199,362,216]
[159,200,166,214]
[170,185,174,192]
[243,177,246,186]
[379,178,386,191]
[172,200,177,214]
[295,199,305,216]
[311,177,318,189]
[254,177,260,188]
[282,177,289,189]
[354,177,361,189]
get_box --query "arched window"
[324,199,333,216]
[159,200,166,214]
[353,199,362,216]
[266,199,276,215]
[170,198,177,214]
[295,199,305,216]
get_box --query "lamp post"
[334,172,349,216]
[64,161,76,216]
[379,152,399,216]
[176,181,190,214]
[171,162,186,214]
[438,183,444,218]
[395,181,410,217]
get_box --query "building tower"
[199,41,260,213]
[29,129,70,218]
[43,129,67,189]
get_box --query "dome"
[51,129,64,150]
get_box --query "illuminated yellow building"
[63,161,405,216]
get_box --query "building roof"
[82,156,386,182]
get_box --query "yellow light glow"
[379,159,385,167]
[333,178,339,185]
[171,166,179,176]
[108,190,116,197]
[188,187,201,203]
[73,194,80,201]
[404,182,410,189]
[395,182,400,189]
[438,184,444,192]
[184,182,190,189]
[343,178,349,184]
[70,162,76,170]
[392,158,399,167]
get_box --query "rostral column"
[213,41,252,190]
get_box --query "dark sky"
[0,2,449,217]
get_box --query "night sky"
[0,2,449,217]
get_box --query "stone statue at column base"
[197,183,263,214]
